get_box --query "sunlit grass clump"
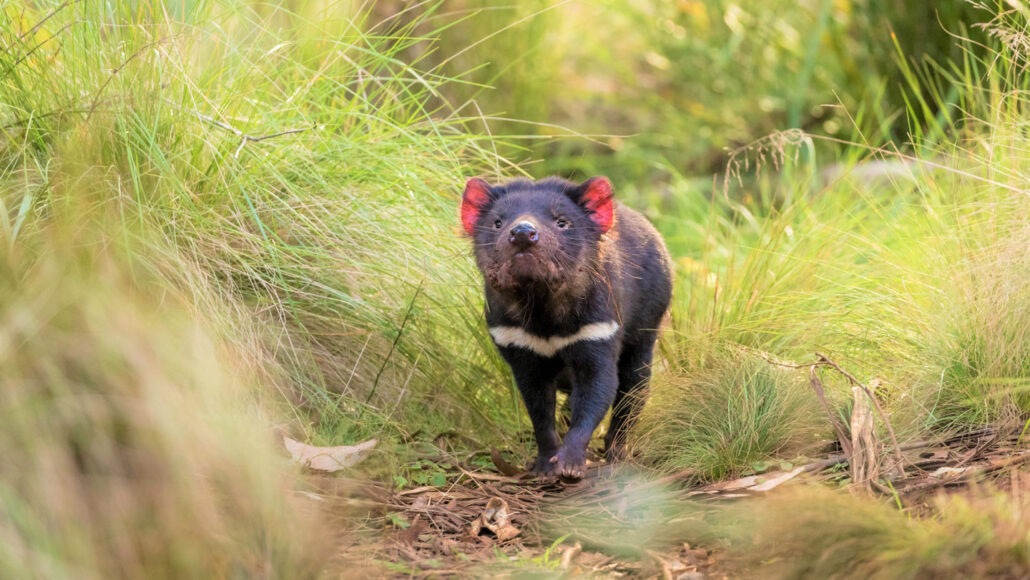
[914,196,1030,432]
[731,486,1030,579]
[635,352,820,480]
[0,239,330,577]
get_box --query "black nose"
[508,221,538,247]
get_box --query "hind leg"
[605,338,656,462]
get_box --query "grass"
[726,485,1030,579]
[636,351,821,480]
[0,231,331,577]
[0,0,525,451]
[419,0,989,184]
[1,1,523,574]
[5,0,1030,576]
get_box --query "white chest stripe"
[489,321,620,357]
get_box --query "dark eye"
[493,219,503,229]
[555,218,570,229]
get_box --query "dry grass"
[0,228,332,577]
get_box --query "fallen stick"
[899,451,1030,496]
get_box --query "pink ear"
[580,177,615,233]
[460,178,493,235]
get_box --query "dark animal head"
[460,177,615,296]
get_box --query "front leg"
[553,342,619,481]
[499,348,563,477]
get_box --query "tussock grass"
[907,191,1030,431]
[0,232,331,577]
[0,0,520,448]
[626,5,1030,475]
[636,351,821,480]
[0,1,524,575]
[730,485,1030,579]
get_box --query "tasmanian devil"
[460,176,673,481]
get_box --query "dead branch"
[756,349,906,481]
[814,352,905,478]
[809,368,853,458]
[899,452,1030,497]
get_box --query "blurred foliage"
[398,0,989,185]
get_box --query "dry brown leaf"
[467,497,520,541]
[490,447,522,476]
[282,436,376,472]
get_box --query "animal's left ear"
[575,177,615,233]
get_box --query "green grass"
[418,0,989,184]
[726,485,1030,579]
[5,0,1030,576]
[0,1,523,574]
[636,351,821,480]
[0,231,332,577]
[0,0,524,450]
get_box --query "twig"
[800,454,847,473]
[756,349,906,480]
[809,367,852,458]
[798,438,946,476]
[899,452,1030,496]
[815,352,906,478]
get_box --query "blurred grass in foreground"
[0,226,331,577]
[1,1,517,574]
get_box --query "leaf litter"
[283,354,1030,578]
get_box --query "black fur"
[463,177,673,481]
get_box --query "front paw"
[527,454,558,479]
[550,447,586,482]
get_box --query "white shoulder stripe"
[488,321,620,357]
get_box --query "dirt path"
[307,426,1029,578]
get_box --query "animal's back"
[604,202,673,340]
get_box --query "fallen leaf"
[750,465,805,491]
[490,448,522,476]
[282,436,376,472]
[931,466,972,478]
[467,497,520,542]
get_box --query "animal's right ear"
[460,178,494,235]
